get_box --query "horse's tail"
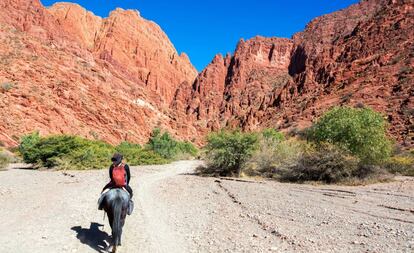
[111,197,123,246]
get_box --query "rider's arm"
[109,165,114,181]
[125,164,131,184]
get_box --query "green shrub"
[308,106,392,164]
[281,143,361,183]
[146,128,178,159]
[116,141,142,151]
[19,131,41,163]
[260,128,284,142]
[19,133,114,169]
[201,130,258,177]
[133,149,169,165]
[146,128,197,160]
[65,139,114,169]
[116,141,167,165]
[115,141,142,164]
[177,141,198,157]
[18,133,171,169]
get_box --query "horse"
[101,188,130,253]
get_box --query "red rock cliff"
[173,0,414,147]
[172,37,293,134]
[0,0,197,146]
[48,3,197,104]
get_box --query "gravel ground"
[0,161,413,253]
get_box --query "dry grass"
[0,149,11,170]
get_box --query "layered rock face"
[0,0,412,147]
[48,3,197,105]
[0,0,196,146]
[174,0,414,147]
[172,37,293,134]
[281,0,413,146]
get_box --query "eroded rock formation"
[0,0,196,146]
[173,0,414,147]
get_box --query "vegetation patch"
[197,129,258,177]
[146,128,198,160]
[384,151,414,176]
[244,138,308,179]
[116,141,168,165]
[19,132,115,170]
[17,129,197,170]
[0,150,11,170]
[202,107,402,185]
[1,82,15,92]
[280,144,361,184]
[307,106,392,164]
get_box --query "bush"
[177,141,198,157]
[65,139,114,169]
[308,106,392,164]
[0,151,10,169]
[19,131,41,163]
[18,132,182,169]
[146,128,197,160]
[384,154,414,176]
[115,141,142,164]
[260,128,284,142]
[133,149,169,165]
[116,141,142,152]
[245,138,306,178]
[201,130,258,177]
[116,141,167,165]
[146,128,176,159]
[281,144,361,183]
[19,134,115,169]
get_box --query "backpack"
[112,163,127,187]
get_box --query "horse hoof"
[112,245,120,253]
[106,245,116,253]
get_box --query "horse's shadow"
[71,222,110,253]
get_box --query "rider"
[98,153,134,214]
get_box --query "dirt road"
[0,161,413,252]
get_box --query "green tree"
[308,106,392,164]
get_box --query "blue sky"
[41,0,359,71]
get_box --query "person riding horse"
[98,153,134,215]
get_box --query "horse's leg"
[105,211,115,252]
[108,212,114,230]
[118,229,122,246]
[118,210,127,246]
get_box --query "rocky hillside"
[173,0,413,147]
[0,0,196,146]
[0,0,412,147]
